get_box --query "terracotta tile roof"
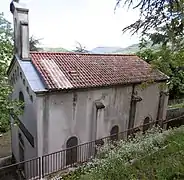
[30,52,168,91]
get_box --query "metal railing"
[42,115,184,177]
[0,157,41,180]
[0,115,184,179]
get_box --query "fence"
[0,157,41,180]
[0,116,184,180]
[41,115,184,178]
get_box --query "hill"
[114,43,140,54]
[42,47,69,52]
[41,43,159,54]
[90,44,139,54]
[91,46,122,54]
[91,43,160,54]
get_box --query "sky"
[1,0,140,50]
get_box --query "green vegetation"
[114,42,160,54]
[29,36,43,52]
[168,103,184,109]
[60,126,184,180]
[0,13,20,133]
[42,47,69,52]
[137,47,184,99]
[0,13,38,133]
[116,0,184,100]
[116,0,184,38]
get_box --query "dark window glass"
[143,117,150,133]
[110,125,119,141]
[19,91,25,110]
[66,136,78,166]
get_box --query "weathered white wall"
[134,83,162,127]
[9,59,37,162]
[46,86,133,154]
[46,82,168,156]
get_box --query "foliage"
[168,102,184,109]
[0,13,14,132]
[29,36,43,52]
[60,126,184,180]
[116,0,184,100]
[74,42,89,53]
[0,13,22,132]
[137,46,184,99]
[116,0,184,37]
[42,47,69,52]
[0,11,43,132]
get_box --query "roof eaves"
[35,78,168,95]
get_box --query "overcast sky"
[1,0,140,50]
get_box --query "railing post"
[40,156,44,179]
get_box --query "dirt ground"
[0,131,11,158]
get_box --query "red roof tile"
[30,52,168,90]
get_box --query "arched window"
[23,79,25,85]
[143,117,150,133]
[110,125,119,141]
[26,86,29,94]
[19,91,25,110]
[15,70,17,80]
[20,71,22,79]
[66,136,78,166]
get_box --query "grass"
[60,126,184,180]
[168,102,184,109]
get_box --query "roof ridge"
[30,51,137,56]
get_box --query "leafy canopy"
[0,13,15,132]
[116,0,184,99]
[116,0,184,37]
[0,12,42,132]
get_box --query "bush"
[60,126,184,180]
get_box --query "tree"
[74,41,89,53]
[137,46,184,99]
[29,36,43,52]
[116,0,184,37]
[0,12,43,132]
[0,13,21,132]
[116,0,184,99]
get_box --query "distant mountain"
[41,43,159,54]
[91,46,122,54]
[42,47,69,52]
[114,44,140,54]
[90,45,139,54]
[115,43,160,54]
[91,43,160,54]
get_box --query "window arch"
[15,70,17,80]
[110,125,119,141]
[19,91,25,110]
[143,117,150,133]
[23,79,25,85]
[26,86,29,94]
[66,136,78,166]
[20,71,22,79]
